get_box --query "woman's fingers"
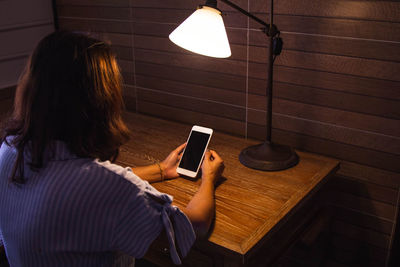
[209,150,223,163]
[175,143,186,154]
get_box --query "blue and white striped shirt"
[0,139,195,266]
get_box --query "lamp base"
[239,141,299,171]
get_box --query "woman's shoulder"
[89,159,148,190]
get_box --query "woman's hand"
[201,150,224,186]
[180,149,224,237]
[160,143,186,179]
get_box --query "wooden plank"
[131,0,240,12]
[122,84,136,99]
[327,191,396,221]
[136,74,246,107]
[132,34,400,80]
[248,81,400,119]
[132,21,173,37]
[0,86,15,101]
[57,0,130,7]
[248,98,400,137]
[252,15,400,42]
[0,0,53,28]
[337,161,400,190]
[329,176,398,205]
[57,5,131,20]
[247,109,400,155]
[333,221,391,253]
[0,24,53,60]
[132,25,400,63]
[252,0,400,23]
[131,7,400,42]
[58,17,132,34]
[112,45,133,60]
[133,34,246,62]
[132,21,247,46]
[93,32,132,47]
[250,31,400,62]
[123,95,136,112]
[250,49,400,82]
[132,7,246,29]
[132,40,400,105]
[130,0,400,23]
[135,62,247,93]
[272,82,400,120]
[247,125,400,173]
[128,6,400,41]
[121,72,134,86]
[261,66,400,100]
[136,87,246,121]
[132,48,400,101]
[134,49,247,80]
[137,101,246,137]
[117,59,134,73]
[0,56,28,90]
[332,206,394,236]
[0,98,13,121]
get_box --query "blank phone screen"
[179,131,211,172]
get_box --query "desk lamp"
[169,0,298,171]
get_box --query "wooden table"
[116,112,340,267]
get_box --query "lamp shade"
[169,6,231,58]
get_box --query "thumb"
[203,151,211,161]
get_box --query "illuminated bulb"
[169,6,231,58]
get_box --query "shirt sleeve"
[112,168,196,265]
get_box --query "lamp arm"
[220,0,269,28]
[205,0,278,37]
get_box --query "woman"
[0,31,224,266]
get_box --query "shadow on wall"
[324,176,390,266]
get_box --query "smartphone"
[177,125,213,178]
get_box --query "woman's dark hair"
[1,31,130,184]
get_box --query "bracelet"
[156,162,164,182]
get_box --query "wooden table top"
[116,112,340,259]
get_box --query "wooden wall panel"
[58,17,131,34]
[56,0,400,266]
[135,62,247,93]
[0,0,54,91]
[251,32,400,62]
[0,0,53,28]
[136,75,246,107]
[137,88,246,122]
[57,0,130,7]
[137,101,246,137]
[253,66,400,100]
[333,206,393,236]
[270,1,400,23]
[57,6,131,20]
[247,110,399,156]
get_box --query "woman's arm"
[144,150,224,261]
[132,143,186,183]
[137,149,224,236]
[131,164,164,183]
[180,150,224,237]
[135,147,224,236]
